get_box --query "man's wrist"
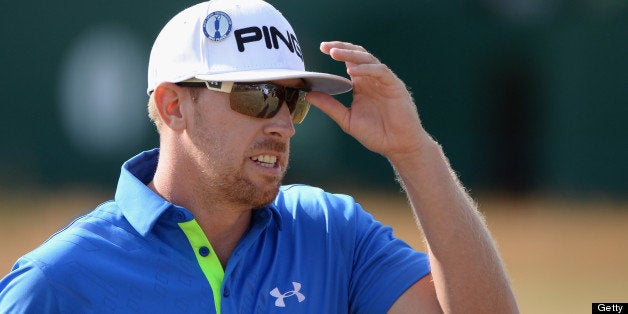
[387,132,440,171]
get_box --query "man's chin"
[251,182,282,209]
[232,172,284,209]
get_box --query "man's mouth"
[250,154,278,168]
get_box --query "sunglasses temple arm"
[203,81,234,93]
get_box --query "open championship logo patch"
[203,11,232,41]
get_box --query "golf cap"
[147,0,353,95]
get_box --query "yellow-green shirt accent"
[178,219,224,314]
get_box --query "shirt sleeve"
[348,203,431,314]
[0,258,59,314]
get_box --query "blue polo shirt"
[0,149,430,313]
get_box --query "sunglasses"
[176,81,311,124]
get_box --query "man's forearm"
[390,136,519,313]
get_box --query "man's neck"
[193,206,252,268]
[147,177,253,268]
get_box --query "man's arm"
[307,41,519,313]
[387,136,518,313]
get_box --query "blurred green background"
[1,0,626,196]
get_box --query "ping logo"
[234,26,303,61]
[269,282,306,307]
[203,11,232,41]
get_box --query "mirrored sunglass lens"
[229,84,310,124]
[283,89,299,112]
[291,92,310,124]
[230,89,281,119]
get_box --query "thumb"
[306,91,350,130]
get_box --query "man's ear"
[153,83,186,130]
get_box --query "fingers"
[321,41,393,84]
[347,63,392,81]
[320,41,368,54]
[320,41,380,65]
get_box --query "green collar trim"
[178,219,224,314]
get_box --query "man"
[0,0,518,313]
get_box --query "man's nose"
[264,102,296,138]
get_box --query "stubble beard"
[191,147,287,210]
[190,102,288,210]
[225,155,286,209]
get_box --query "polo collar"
[254,203,283,231]
[115,149,172,237]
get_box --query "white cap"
[147,0,353,95]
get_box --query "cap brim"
[195,69,352,95]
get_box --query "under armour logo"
[270,282,306,307]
